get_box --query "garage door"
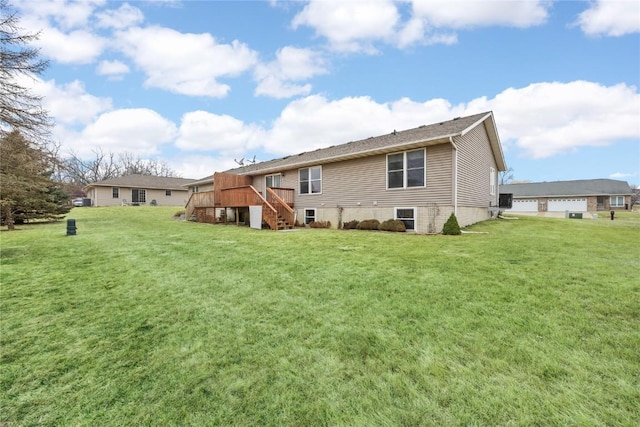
[548,198,587,212]
[508,199,538,212]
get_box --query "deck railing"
[220,185,280,230]
[266,187,295,227]
[268,187,294,207]
[185,191,215,220]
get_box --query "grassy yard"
[1,207,639,426]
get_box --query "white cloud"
[263,95,406,155]
[35,79,113,126]
[291,0,550,50]
[575,0,640,36]
[292,0,400,52]
[115,26,258,97]
[20,16,106,64]
[168,154,239,180]
[257,81,639,161]
[254,46,328,98]
[78,109,177,155]
[176,111,265,155]
[96,60,131,78]
[18,0,104,31]
[95,3,144,29]
[409,0,551,29]
[609,172,636,180]
[464,81,640,158]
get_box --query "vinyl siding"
[455,123,499,208]
[89,186,189,207]
[252,144,453,209]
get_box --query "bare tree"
[118,152,177,177]
[59,150,181,190]
[499,167,514,185]
[0,0,51,143]
[61,148,121,187]
[631,184,639,209]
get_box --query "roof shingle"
[227,111,495,175]
[87,174,196,190]
[500,179,632,197]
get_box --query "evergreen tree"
[442,213,462,235]
[0,131,69,229]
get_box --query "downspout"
[449,136,458,216]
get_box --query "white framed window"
[112,187,119,198]
[192,186,199,193]
[266,173,282,190]
[165,190,172,196]
[304,208,316,225]
[395,207,416,231]
[132,189,146,203]
[490,167,496,196]
[610,196,624,207]
[387,149,425,189]
[300,166,322,194]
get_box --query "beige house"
[85,175,196,207]
[501,179,633,214]
[184,175,214,196]
[186,112,507,233]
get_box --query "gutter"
[450,136,458,216]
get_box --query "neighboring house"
[500,179,632,213]
[186,111,507,233]
[84,174,196,207]
[184,175,214,196]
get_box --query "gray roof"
[185,175,215,187]
[500,179,632,197]
[226,111,505,176]
[87,174,196,190]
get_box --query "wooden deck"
[184,172,295,230]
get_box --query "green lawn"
[1,207,639,426]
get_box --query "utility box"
[499,193,513,209]
[66,218,77,235]
[568,212,583,219]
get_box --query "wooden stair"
[276,214,294,230]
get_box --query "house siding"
[89,186,189,207]
[455,123,499,209]
[254,144,453,209]
[251,144,458,232]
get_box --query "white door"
[265,174,282,194]
[508,199,538,212]
[548,198,587,212]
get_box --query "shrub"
[342,219,359,230]
[309,220,331,229]
[442,213,461,235]
[356,219,380,230]
[378,219,406,232]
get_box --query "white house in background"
[500,179,632,213]
[84,174,196,207]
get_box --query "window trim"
[610,195,624,207]
[132,188,146,204]
[303,208,316,225]
[394,207,417,232]
[165,190,172,197]
[112,187,119,198]
[265,173,282,189]
[490,167,496,196]
[299,166,322,195]
[386,148,426,190]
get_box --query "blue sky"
[14,0,640,185]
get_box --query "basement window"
[304,208,316,225]
[395,207,416,231]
